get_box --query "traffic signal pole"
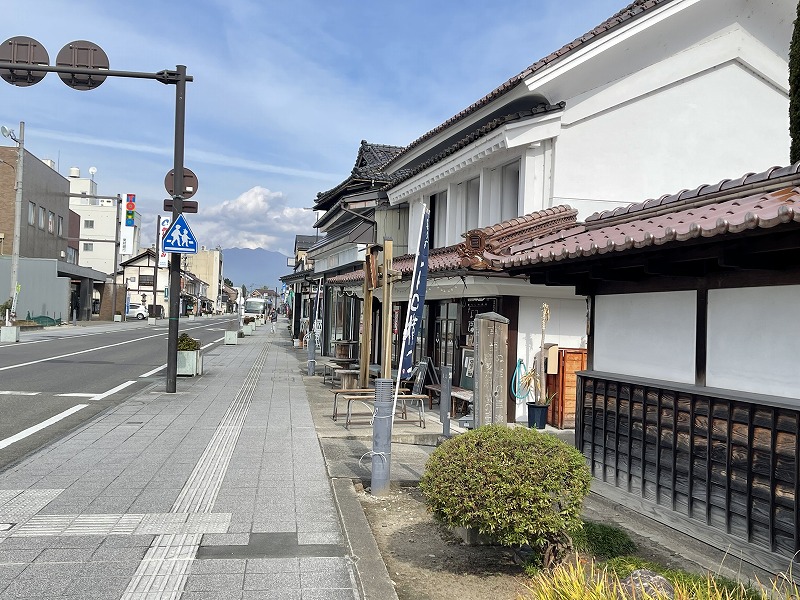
[166,65,187,394]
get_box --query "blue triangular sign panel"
[162,214,198,254]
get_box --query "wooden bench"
[343,392,429,429]
[425,384,474,416]
[330,387,410,421]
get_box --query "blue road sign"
[162,214,198,254]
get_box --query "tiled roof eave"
[496,186,800,269]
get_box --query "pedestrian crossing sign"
[162,213,198,254]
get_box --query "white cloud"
[188,186,315,253]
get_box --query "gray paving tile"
[0,550,41,564]
[243,571,300,591]
[300,590,358,600]
[185,572,245,592]
[189,558,247,575]
[300,567,354,589]
[34,547,94,563]
[201,533,250,546]
[245,558,299,573]
[242,590,299,600]
[90,545,147,562]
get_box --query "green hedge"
[420,424,590,553]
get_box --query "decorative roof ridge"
[383,0,673,170]
[584,162,800,227]
[384,103,566,191]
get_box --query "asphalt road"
[0,315,238,471]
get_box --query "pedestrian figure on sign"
[270,310,278,333]
[180,228,191,247]
[169,226,182,247]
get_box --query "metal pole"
[371,378,393,496]
[8,121,23,324]
[110,194,121,322]
[440,365,452,437]
[381,239,392,379]
[153,215,160,318]
[166,65,187,394]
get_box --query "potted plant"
[522,303,555,429]
[177,332,203,375]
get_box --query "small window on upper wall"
[501,161,520,222]
[84,219,94,229]
[48,211,55,234]
[27,202,35,226]
[83,243,93,252]
[38,206,45,229]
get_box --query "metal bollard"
[440,366,451,438]
[307,331,316,376]
[371,378,393,496]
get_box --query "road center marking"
[0,405,88,451]
[0,391,39,396]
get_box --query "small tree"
[790,0,800,163]
[420,424,590,567]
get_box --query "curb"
[332,478,399,600]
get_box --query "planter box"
[0,326,20,343]
[224,330,238,345]
[188,315,196,321]
[243,324,252,336]
[177,350,203,376]
[147,317,156,325]
[113,314,122,322]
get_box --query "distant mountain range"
[222,247,291,291]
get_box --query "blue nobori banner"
[399,209,430,378]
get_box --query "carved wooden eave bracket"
[458,205,578,271]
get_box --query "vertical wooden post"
[381,239,393,379]
[359,246,375,388]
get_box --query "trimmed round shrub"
[419,424,590,553]
[177,332,200,351]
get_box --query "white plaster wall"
[552,62,789,220]
[707,286,800,399]
[594,291,696,383]
[513,295,587,422]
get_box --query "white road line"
[0,405,88,450]
[0,391,39,396]
[91,381,137,401]
[200,338,224,350]
[55,393,96,398]
[140,364,167,378]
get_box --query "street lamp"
[1,122,23,326]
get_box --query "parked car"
[127,303,148,320]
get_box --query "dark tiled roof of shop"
[490,187,800,269]
[585,163,800,225]
[315,141,403,207]
[385,103,566,190]
[384,0,673,169]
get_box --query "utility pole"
[3,121,23,325]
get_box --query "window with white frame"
[431,191,448,248]
[83,242,94,251]
[84,219,94,229]
[465,177,479,231]
[48,211,55,234]
[38,206,45,229]
[501,160,520,222]
[57,216,63,237]
[28,202,35,226]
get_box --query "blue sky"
[2,0,629,256]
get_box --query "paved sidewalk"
[0,319,378,599]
